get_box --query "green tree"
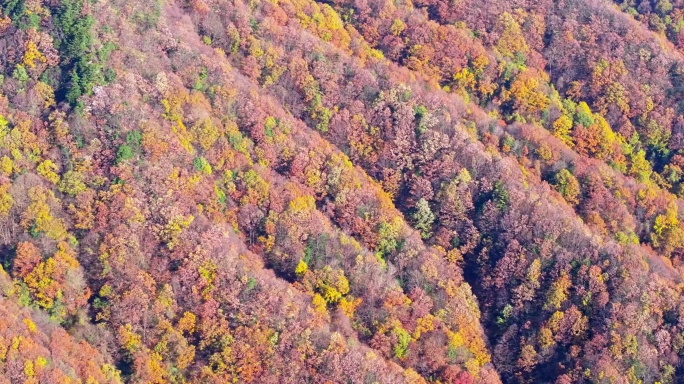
[575,102,595,127]
[52,0,103,106]
[116,145,134,164]
[393,326,411,358]
[656,0,673,16]
[493,181,509,210]
[413,198,435,239]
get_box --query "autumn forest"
[1,0,684,383]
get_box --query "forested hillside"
[1,0,684,383]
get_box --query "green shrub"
[393,327,411,358]
[116,145,134,164]
[194,157,212,174]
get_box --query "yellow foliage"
[5,126,28,156]
[176,344,196,370]
[197,260,217,299]
[23,318,37,333]
[34,82,56,108]
[0,115,7,140]
[651,202,684,254]
[339,296,361,317]
[194,157,213,175]
[119,323,142,352]
[536,142,553,161]
[248,36,264,58]
[453,68,477,92]
[226,123,250,160]
[241,169,270,205]
[0,156,13,176]
[258,235,275,252]
[471,54,489,74]
[37,160,60,184]
[553,115,574,147]
[24,360,35,378]
[161,92,194,154]
[99,284,113,298]
[320,284,342,303]
[547,310,565,333]
[527,259,541,285]
[0,184,13,216]
[59,170,87,196]
[11,149,22,161]
[390,18,405,36]
[446,248,463,263]
[467,333,491,366]
[161,214,194,250]
[0,338,7,361]
[403,368,423,384]
[495,12,529,58]
[11,336,21,350]
[35,356,47,368]
[23,40,47,69]
[295,259,308,276]
[101,363,121,381]
[260,47,287,86]
[594,115,617,160]
[23,242,80,309]
[315,266,350,305]
[544,272,571,310]
[464,358,480,377]
[287,195,315,221]
[312,293,327,314]
[22,187,67,240]
[191,118,220,150]
[334,274,350,296]
[161,92,187,122]
[539,327,554,348]
[412,314,435,340]
[141,352,166,383]
[502,72,550,115]
[448,330,464,348]
[604,82,630,115]
[653,203,678,238]
[178,312,197,334]
[368,47,384,59]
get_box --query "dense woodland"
[1,0,684,383]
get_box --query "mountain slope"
[1,0,684,383]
